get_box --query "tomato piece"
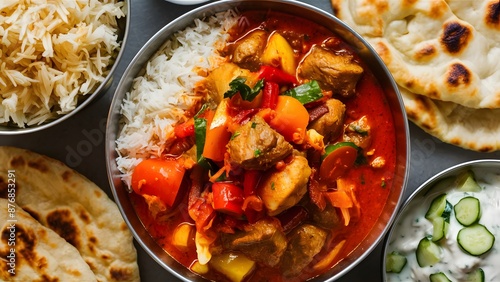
[319,145,358,182]
[268,95,309,143]
[131,158,186,208]
[212,182,244,217]
[174,118,195,138]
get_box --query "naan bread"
[331,0,500,109]
[0,198,97,281]
[401,87,500,152]
[0,146,140,282]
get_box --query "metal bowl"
[0,1,129,135]
[165,0,210,5]
[382,159,500,281]
[106,0,410,280]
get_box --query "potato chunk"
[257,153,311,216]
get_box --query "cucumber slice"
[416,237,441,267]
[454,196,481,226]
[456,170,482,192]
[466,268,485,282]
[457,224,495,256]
[430,272,451,282]
[385,251,407,273]
[431,217,449,242]
[425,194,452,221]
[322,142,359,160]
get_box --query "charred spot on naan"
[485,1,500,29]
[28,159,50,173]
[0,176,7,199]
[440,21,472,54]
[77,206,92,224]
[373,41,392,64]
[1,224,52,276]
[10,155,25,167]
[427,0,448,19]
[110,266,136,281]
[8,154,50,173]
[413,44,437,61]
[0,175,22,200]
[446,62,472,88]
[46,209,81,248]
[402,0,418,7]
[62,170,73,182]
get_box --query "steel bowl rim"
[106,0,410,281]
[0,0,130,135]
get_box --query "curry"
[129,10,397,282]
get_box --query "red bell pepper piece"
[212,182,244,217]
[261,81,280,109]
[258,65,298,85]
[174,118,195,138]
[243,170,262,197]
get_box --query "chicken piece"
[257,152,311,216]
[231,30,268,71]
[343,115,371,149]
[297,45,363,97]
[308,98,346,143]
[219,218,287,267]
[227,116,293,170]
[280,224,327,277]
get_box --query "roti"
[0,198,97,281]
[401,87,500,152]
[0,146,140,282]
[331,0,500,109]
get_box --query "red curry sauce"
[130,10,397,282]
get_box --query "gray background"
[1,0,499,281]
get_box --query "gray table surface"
[1,0,499,281]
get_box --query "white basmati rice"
[115,10,239,187]
[0,0,125,127]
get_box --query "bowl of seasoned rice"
[0,0,128,134]
[106,0,409,281]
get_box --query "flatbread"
[0,146,140,282]
[400,87,500,152]
[331,0,500,109]
[0,198,97,281]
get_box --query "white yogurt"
[386,167,500,282]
